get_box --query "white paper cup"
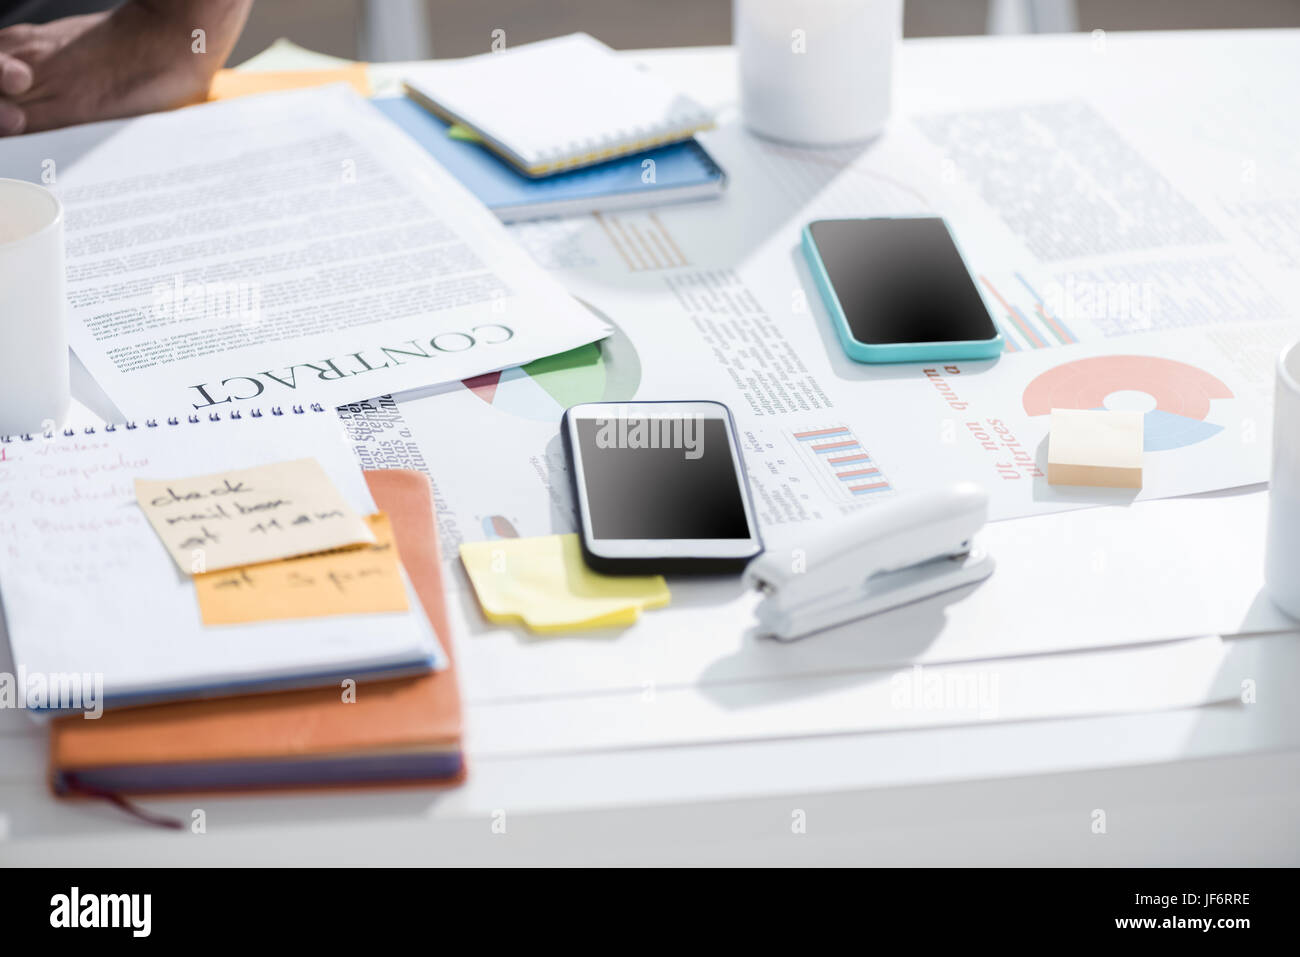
[736,0,902,147]
[0,178,70,436]
[1265,337,1300,619]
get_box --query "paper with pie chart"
[1022,355,1233,452]
[460,314,641,421]
[910,329,1273,520]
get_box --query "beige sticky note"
[1048,409,1144,488]
[459,533,669,633]
[194,513,408,625]
[136,458,375,574]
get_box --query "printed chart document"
[0,85,609,417]
[327,34,1300,752]
[23,36,1300,752]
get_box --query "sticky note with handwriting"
[135,457,375,574]
[194,512,409,625]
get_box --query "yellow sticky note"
[1047,408,1144,488]
[194,513,408,625]
[459,534,669,633]
[207,65,372,100]
[135,458,375,574]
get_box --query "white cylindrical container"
[1265,337,1300,619]
[0,178,69,436]
[736,0,903,147]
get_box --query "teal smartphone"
[801,217,1003,363]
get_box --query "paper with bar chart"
[977,271,1083,352]
[790,426,893,499]
[367,287,1285,729]
[324,37,1300,753]
[375,312,1289,712]
[372,50,1300,554]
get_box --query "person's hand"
[0,13,112,134]
[0,50,31,131]
[0,0,252,137]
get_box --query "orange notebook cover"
[49,469,463,796]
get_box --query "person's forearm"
[0,0,256,134]
[116,0,255,100]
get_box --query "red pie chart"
[1022,355,1233,451]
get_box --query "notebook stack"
[49,468,464,796]
[0,408,464,801]
[392,32,727,220]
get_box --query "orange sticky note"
[194,513,409,625]
[207,64,372,101]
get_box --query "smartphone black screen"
[574,416,752,540]
[808,217,998,345]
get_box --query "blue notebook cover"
[373,95,726,221]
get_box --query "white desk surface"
[4,30,1300,866]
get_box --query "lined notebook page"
[0,409,443,708]
[403,33,713,175]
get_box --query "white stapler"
[745,482,995,641]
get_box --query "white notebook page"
[404,33,712,171]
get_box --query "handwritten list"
[134,457,374,574]
[194,512,409,625]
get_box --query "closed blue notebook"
[373,95,726,222]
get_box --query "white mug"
[736,0,903,147]
[1265,337,1300,619]
[0,178,70,436]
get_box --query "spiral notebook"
[402,33,714,176]
[0,406,446,712]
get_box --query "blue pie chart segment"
[1139,408,1224,452]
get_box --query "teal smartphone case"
[800,221,1004,363]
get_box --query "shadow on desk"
[695,580,972,710]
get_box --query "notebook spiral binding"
[0,403,328,444]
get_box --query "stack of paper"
[0,84,610,418]
[3,32,1296,805]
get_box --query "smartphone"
[561,400,764,574]
[801,216,1003,363]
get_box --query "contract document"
[0,85,608,417]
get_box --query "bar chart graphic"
[979,273,1079,352]
[789,426,893,502]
